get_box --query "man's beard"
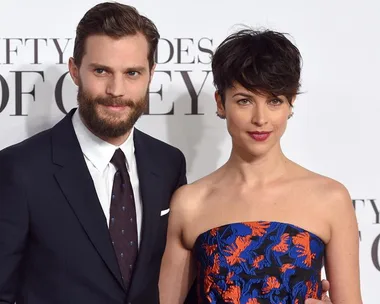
[77,86,148,138]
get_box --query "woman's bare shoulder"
[294,165,352,213]
[170,168,224,216]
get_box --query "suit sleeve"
[0,152,29,303]
[174,150,187,190]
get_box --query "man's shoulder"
[0,128,53,166]
[0,111,74,164]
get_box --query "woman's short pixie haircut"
[212,29,302,106]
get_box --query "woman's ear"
[215,90,226,119]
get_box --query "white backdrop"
[0,0,379,302]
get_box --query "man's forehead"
[81,34,150,66]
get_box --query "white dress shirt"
[72,110,142,246]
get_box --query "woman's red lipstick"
[247,131,272,141]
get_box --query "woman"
[159,29,362,304]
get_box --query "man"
[0,2,185,303]
[0,2,332,304]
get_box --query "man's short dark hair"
[73,2,160,69]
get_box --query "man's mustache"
[95,97,135,108]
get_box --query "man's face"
[69,33,154,139]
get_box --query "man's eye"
[95,68,106,74]
[127,71,139,76]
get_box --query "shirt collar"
[72,109,135,173]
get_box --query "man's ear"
[68,57,80,86]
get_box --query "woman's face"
[216,82,293,158]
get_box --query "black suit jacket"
[0,109,186,304]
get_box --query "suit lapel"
[128,129,162,298]
[51,109,124,290]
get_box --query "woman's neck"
[225,144,291,185]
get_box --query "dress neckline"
[193,220,326,249]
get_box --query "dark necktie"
[109,148,138,289]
